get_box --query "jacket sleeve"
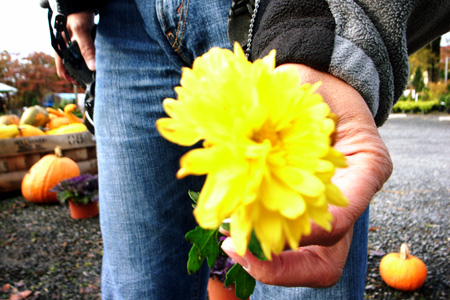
[39,0,104,15]
[250,0,450,126]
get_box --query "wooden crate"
[0,131,97,193]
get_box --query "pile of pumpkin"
[0,104,88,139]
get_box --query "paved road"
[377,114,449,200]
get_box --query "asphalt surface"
[365,114,449,299]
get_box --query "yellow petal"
[254,207,284,259]
[194,162,248,228]
[325,183,349,207]
[272,166,325,198]
[282,214,311,250]
[179,146,226,177]
[230,206,253,256]
[260,175,306,219]
[155,118,200,146]
[309,206,334,232]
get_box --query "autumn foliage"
[0,50,73,112]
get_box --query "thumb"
[67,11,96,71]
[221,230,352,288]
[74,32,96,71]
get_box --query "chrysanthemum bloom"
[156,43,348,260]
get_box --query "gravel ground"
[1,114,449,300]
[366,114,449,300]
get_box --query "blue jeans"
[95,0,369,299]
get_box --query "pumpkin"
[21,146,80,203]
[0,114,20,125]
[19,105,49,127]
[379,243,427,291]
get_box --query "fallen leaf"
[9,290,32,300]
[79,284,96,294]
[369,227,380,231]
[1,283,11,293]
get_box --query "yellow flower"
[156,43,348,260]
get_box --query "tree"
[0,51,20,87]
[411,66,425,94]
[0,51,72,110]
[427,37,441,83]
[409,37,442,85]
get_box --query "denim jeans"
[95,0,369,299]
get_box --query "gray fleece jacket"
[250,0,450,126]
[41,0,450,126]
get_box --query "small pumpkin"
[21,146,80,203]
[379,243,427,291]
[0,114,20,125]
[20,105,49,127]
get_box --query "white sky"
[0,0,54,56]
[0,0,449,58]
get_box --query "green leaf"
[185,226,220,272]
[247,231,266,261]
[56,190,73,204]
[188,190,200,206]
[224,263,256,300]
[186,244,203,274]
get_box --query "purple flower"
[210,254,235,282]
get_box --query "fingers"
[55,51,77,84]
[67,12,96,71]
[275,64,392,248]
[222,228,353,287]
[55,11,96,81]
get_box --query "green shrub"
[417,100,439,113]
[440,93,450,112]
[392,100,439,114]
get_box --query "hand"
[222,63,393,288]
[55,11,96,82]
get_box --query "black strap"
[227,0,255,50]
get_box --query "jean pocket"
[157,0,190,64]
[157,0,232,66]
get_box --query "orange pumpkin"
[21,146,80,203]
[379,243,427,291]
[0,114,20,125]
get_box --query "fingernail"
[221,238,249,269]
[87,59,96,70]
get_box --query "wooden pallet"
[0,131,97,193]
